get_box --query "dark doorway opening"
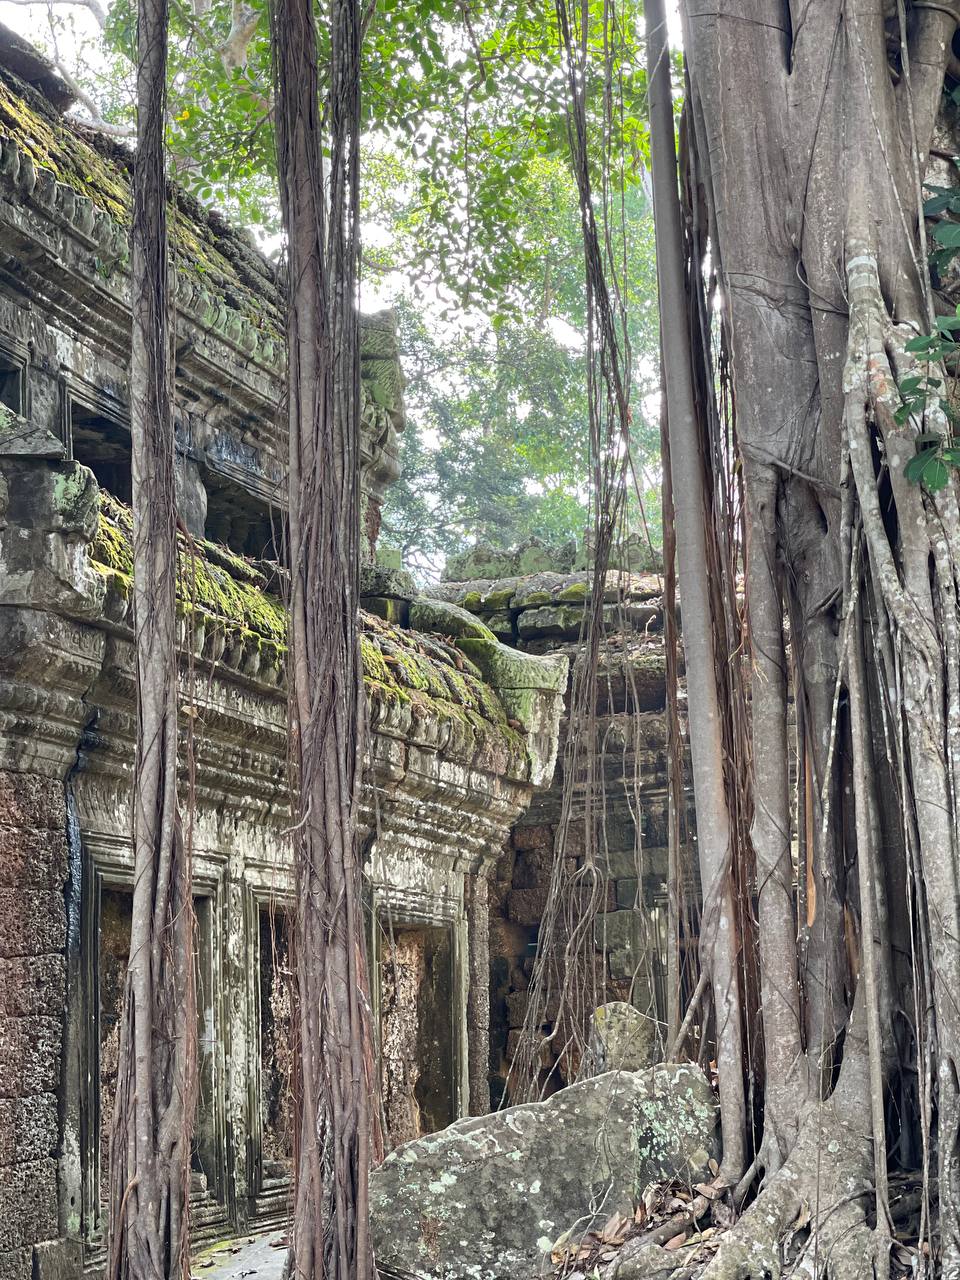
[70,406,132,503]
[379,923,456,1150]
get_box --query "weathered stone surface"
[0,891,65,958]
[409,597,496,641]
[0,1096,57,1164]
[0,1157,57,1250]
[587,1002,658,1073]
[360,563,416,600]
[0,828,68,889]
[484,609,515,642]
[0,774,64,832]
[596,910,646,982]
[362,595,409,626]
[506,885,550,926]
[456,639,568,787]
[0,1247,31,1280]
[32,1238,82,1280]
[0,1018,60,1097]
[370,1065,719,1280]
[0,956,64,1017]
[516,604,583,640]
[444,537,577,583]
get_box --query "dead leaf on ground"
[694,1181,723,1200]
[792,1201,811,1230]
[665,1232,689,1250]
[600,1212,629,1243]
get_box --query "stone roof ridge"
[432,566,664,612]
[0,51,403,396]
[0,23,74,113]
[86,489,552,781]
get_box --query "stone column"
[465,874,491,1116]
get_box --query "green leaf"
[905,335,939,353]
[905,446,951,491]
[933,221,960,247]
[899,376,925,393]
[924,190,960,215]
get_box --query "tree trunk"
[271,0,378,1274]
[647,0,747,1181]
[648,0,960,1273]
[106,0,196,1274]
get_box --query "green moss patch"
[0,65,283,337]
[0,67,129,221]
[90,491,526,765]
[361,611,526,758]
[92,491,286,645]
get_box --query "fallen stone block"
[370,1063,719,1280]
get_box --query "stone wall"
[0,39,568,1275]
[0,464,566,1271]
[0,773,65,1280]
[431,561,695,1104]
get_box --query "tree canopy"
[25,0,660,573]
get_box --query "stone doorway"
[92,884,225,1242]
[378,924,456,1151]
[255,904,293,1214]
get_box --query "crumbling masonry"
[0,29,682,1280]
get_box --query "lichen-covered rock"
[409,597,497,641]
[360,563,416,600]
[455,639,569,786]
[370,1064,719,1280]
[444,537,576,582]
[516,603,583,640]
[587,1002,659,1073]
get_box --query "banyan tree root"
[608,1102,879,1280]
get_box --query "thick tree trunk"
[659,0,960,1273]
[106,0,195,1275]
[271,0,378,1275]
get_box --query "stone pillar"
[465,874,491,1116]
[0,772,68,1280]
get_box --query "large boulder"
[370,1064,719,1280]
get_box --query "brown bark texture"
[105,0,196,1274]
[271,0,379,1274]
[648,0,960,1275]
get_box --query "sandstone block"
[505,886,549,926]
[0,1248,31,1280]
[0,957,64,1018]
[370,1065,719,1280]
[587,1001,659,1073]
[615,877,640,908]
[408,598,495,641]
[0,1158,57,1251]
[511,823,553,853]
[0,828,68,890]
[0,1096,57,1164]
[0,891,65,958]
[0,776,64,832]
[0,1017,61,1097]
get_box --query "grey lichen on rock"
[369,1064,719,1280]
[586,1001,660,1074]
[0,408,65,459]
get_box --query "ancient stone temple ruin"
[0,30,683,1280]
